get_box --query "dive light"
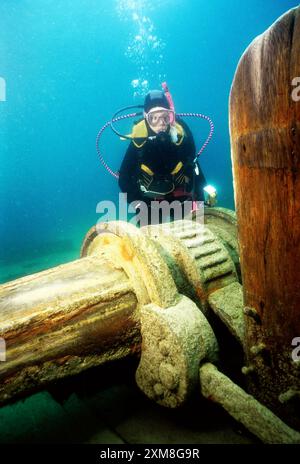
[203,185,217,207]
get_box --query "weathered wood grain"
[230,6,300,428]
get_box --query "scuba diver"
[95,82,215,223]
[118,89,207,215]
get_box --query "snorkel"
[161,82,175,125]
[161,82,178,143]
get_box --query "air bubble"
[116,1,166,97]
[131,79,139,88]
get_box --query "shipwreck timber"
[0,214,239,406]
[0,210,299,443]
[229,5,300,428]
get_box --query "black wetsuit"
[118,117,206,207]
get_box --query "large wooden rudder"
[229,6,300,428]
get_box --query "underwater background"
[0,0,298,284]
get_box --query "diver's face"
[146,107,171,134]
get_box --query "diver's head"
[144,90,174,134]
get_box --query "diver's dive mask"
[145,108,174,128]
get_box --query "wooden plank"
[229,6,300,428]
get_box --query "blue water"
[0,0,298,283]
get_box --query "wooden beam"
[230,6,300,428]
